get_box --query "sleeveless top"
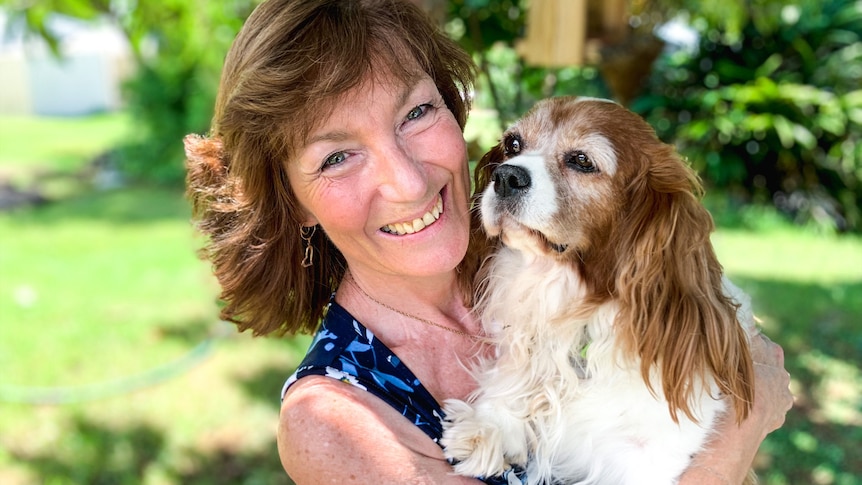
[282,299,526,485]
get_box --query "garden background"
[0,0,860,484]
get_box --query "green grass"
[0,113,133,176]
[0,114,306,484]
[713,228,862,485]
[0,113,859,485]
[0,188,209,386]
[0,186,309,485]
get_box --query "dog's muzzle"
[493,164,531,199]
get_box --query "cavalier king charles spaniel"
[442,97,757,485]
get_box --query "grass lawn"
[0,113,860,484]
[0,185,310,485]
[0,113,133,178]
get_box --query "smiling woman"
[183,1,502,482]
[184,0,476,339]
[183,1,793,484]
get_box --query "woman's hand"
[680,331,793,484]
[748,331,794,437]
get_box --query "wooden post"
[517,0,588,67]
[516,0,661,105]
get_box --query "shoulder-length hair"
[184,0,477,336]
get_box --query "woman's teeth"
[381,195,443,235]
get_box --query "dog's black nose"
[493,164,531,198]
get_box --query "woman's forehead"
[300,67,430,141]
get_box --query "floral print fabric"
[282,299,526,485]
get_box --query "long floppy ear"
[460,143,506,308]
[614,143,754,423]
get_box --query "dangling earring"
[300,225,316,268]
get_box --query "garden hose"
[0,335,217,405]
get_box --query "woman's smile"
[380,192,443,235]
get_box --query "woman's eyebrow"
[305,130,350,147]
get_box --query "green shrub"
[636,0,862,232]
[115,0,258,185]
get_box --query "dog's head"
[477,97,691,294]
[479,97,634,261]
[473,97,754,423]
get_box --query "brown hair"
[184,0,476,336]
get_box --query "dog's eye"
[566,151,596,173]
[503,134,522,156]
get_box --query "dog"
[441,97,757,485]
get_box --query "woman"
[184,0,793,483]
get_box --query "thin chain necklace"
[344,272,480,339]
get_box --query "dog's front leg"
[441,379,531,479]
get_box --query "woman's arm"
[679,333,793,484]
[279,376,481,485]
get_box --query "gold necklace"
[344,272,480,339]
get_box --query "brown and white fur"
[441,97,757,485]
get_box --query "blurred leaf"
[755,53,784,78]
[773,115,795,148]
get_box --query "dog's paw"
[441,399,517,478]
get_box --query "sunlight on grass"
[0,187,215,387]
[713,229,862,284]
[0,112,132,178]
[799,351,862,426]
[0,187,304,485]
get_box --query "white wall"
[0,12,133,116]
[0,52,32,114]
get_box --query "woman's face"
[287,73,471,280]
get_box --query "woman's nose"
[375,139,428,201]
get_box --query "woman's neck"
[336,268,479,344]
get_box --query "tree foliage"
[8,0,862,230]
[636,0,862,231]
[2,0,110,56]
[448,0,862,232]
[445,0,614,127]
[114,0,258,184]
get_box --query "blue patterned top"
[282,299,526,485]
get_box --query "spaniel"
[442,97,757,485]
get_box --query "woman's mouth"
[380,194,444,235]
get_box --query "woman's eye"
[322,151,347,168]
[406,104,431,121]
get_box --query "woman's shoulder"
[279,375,472,484]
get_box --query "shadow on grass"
[12,414,295,485]
[736,276,862,484]
[171,443,294,485]
[231,335,310,409]
[236,363,294,412]
[735,276,862,361]
[12,416,164,484]
[155,318,225,346]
